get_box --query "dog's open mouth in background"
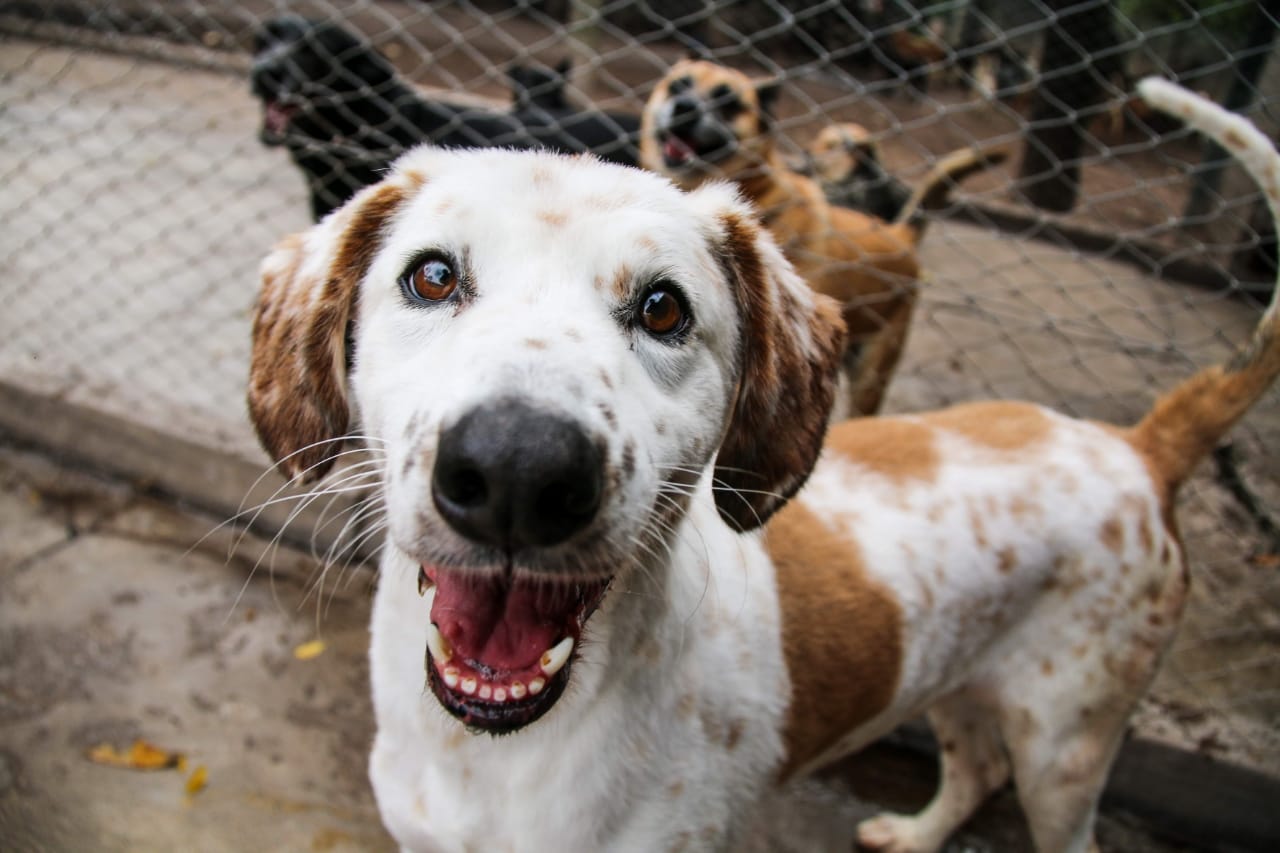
[657,126,735,171]
[260,99,298,144]
[420,566,611,733]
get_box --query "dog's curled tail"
[894,146,1009,236]
[1129,77,1280,492]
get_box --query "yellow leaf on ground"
[87,739,183,770]
[185,765,209,796]
[293,639,326,660]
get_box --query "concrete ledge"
[0,380,370,562]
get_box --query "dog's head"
[808,123,879,185]
[508,58,573,113]
[640,59,782,190]
[250,15,399,147]
[248,149,844,734]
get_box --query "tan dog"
[808,122,1007,230]
[641,59,982,417]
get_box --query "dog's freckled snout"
[432,400,604,549]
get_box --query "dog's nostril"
[443,467,487,507]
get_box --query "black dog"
[251,17,636,220]
[506,57,641,169]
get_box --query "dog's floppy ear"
[248,178,410,482]
[708,199,847,532]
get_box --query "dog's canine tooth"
[539,637,574,678]
[426,622,452,663]
[417,567,431,597]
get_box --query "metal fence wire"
[1,0,1277,783]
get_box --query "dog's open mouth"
[420,565,611,734]
[661,131,698,169]
[260,100,297,143]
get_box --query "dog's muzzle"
[419,398,611,734]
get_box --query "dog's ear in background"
[247,178,411,482]
[699,190,847,531]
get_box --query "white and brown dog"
[640,59,1001,418]
[248,79,1280,852]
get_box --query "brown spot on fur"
[599,403,617,428]
[768,501,902,778]
[1041,658,1055,676]
[930,401,1054,451]
[825,418,939,484]
[1100,517,1125,555]
[599,370,614,390]
[538,209,569,228]
[725,719,745,751]
[997,547,1017,574]
[525,338,548,350]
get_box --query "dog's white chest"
[367,526,791,853]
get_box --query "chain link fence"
[1,0,1277,802]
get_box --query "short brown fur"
[766,500,904,777]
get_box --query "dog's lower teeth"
[529,677,546,695]
[539,637,574,678]
[461,677,477,695]
[443,667,460,689]
[510,682,527,699]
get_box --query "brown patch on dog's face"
[766,500,903,777]
[711,211,846,531]
[640,59,780,190]
[248,179,409,481]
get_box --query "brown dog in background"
[641,59,999,417]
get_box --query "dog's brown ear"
[247,180,409,482]
[711,207,846,532]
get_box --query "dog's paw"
[855,814,932,853]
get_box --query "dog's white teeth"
[493,687,507,702]
[510,681,527,700]
[461,677,478,695]
[442,667,460,689]
[478,684,492,700]
[417,568,431,597]
[426,622,452,663]
[421,583,437,611]
[529,676,546,695]
[539,637,574,678]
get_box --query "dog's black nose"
[670,94,701,128]
[432,400,604,549]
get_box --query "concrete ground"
[0,445,395,853]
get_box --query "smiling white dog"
[248,79,1280,853]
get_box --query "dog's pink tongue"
[663,135,694,164]
[429,570,569,672]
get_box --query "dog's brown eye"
[638,287,687,337]
[406,257,457,302]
